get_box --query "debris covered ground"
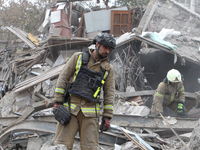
[1,0,200,149]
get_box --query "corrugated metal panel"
[84,7,128,33]
[6,27,37,49]
[14,64,65,93]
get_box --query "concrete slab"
[26,138,43,150]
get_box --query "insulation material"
[142,32,178,50]
[141,28,181,64]
[51,10,61,23]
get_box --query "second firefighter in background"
[151,69,188,118]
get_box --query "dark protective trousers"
[54,110,99,150]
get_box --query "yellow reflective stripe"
[104,105,113,110]
[73,54,82,82]
[76,54,82,71]
[178,87,184,92]
[63,103,76,110]
[81,104,100,113]
[55,88,65,94]
[103,71,108,79]
[168,93,174,104]
[155,92,164,98]
[93,87,100,98]
[81,108,100,113]
[93,71,108,98]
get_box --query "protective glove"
[154,112,163,118]
[53,102,63,110]
[176,102,184,115]
[100,117,110,132]
[156,114,162,118]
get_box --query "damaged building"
[1,0,200,149]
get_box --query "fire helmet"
[166,69,182,82]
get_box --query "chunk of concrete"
[26,138,43,150]
[48,144,68,150]
[189,119,200,149]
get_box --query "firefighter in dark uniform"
[53,33,116,150]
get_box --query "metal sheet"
[6,27,37,49]
[14,64,65,93]
[84,7,127,33]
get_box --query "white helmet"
[166,69,182,82]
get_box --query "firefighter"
[151,69,188,118]
[53,33,116,150]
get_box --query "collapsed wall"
[150,1,200,37]
[139,1,200,93]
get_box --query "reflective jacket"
[151,81,185,116]
[54,49,115,119]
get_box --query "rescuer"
[151,69,188,118]
[53,33,116,150]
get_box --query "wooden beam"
[19,50,46,75]
[35,92,49,100]
[159,113,190,150]
[136,0,158,35]
[121,129,147,150]
[69,2,72,34]
[77,12,85,37]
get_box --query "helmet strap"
[95,44,105,59]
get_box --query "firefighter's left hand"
[100,117,110,132]
[177,102,184,115]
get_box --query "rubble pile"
[1,0,200,150]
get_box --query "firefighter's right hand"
[53,103,60,110]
